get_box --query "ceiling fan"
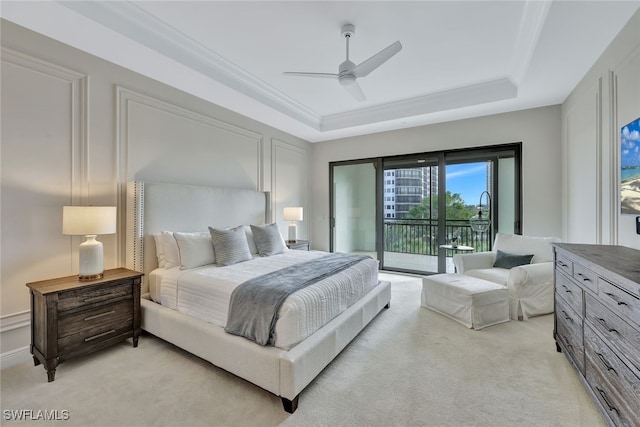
[283,24,402,102]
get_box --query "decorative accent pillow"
[209,226,253,266]
[161,231,180,269]
[250,223,285,256]
[173,231,215,270]
[493,250,534,269]
[153,233,166,268]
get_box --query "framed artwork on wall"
[621,117,640,215]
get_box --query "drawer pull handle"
[595,387,619,416]
[84,310,115,321]
[83,295,115,303]
[603,292,627,306]
[576,272,591,282]
[561,311,573,323]
[561,285,572,294]
[84,329,116,342]
[596,353,617,375]
[597,318,618,334]
[557,261,568,268]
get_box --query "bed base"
[141,280,391,413]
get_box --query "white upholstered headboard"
[126,181,270,287]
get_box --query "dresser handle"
[595,387,619,416]
[84,310,115,321]
[597,318,618,334]
[561,335,573,351]
[576,272,591,282]
[596,353,617,375]
[561,285,572,294]
[561,311,573,323]
[557,261,568,268]
[603,292,627,306]
[84,329,116,342]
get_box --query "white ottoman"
[421,274,510,330]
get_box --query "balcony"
[382,219,492,273]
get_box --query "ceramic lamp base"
[78,235,104,281]
[288,223,297,243]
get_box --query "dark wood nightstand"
[26,268,143,382]
[286,240,310,251]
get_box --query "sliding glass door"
[330,143,521,275]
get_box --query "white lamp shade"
[283,207,303,221]
[63,206,117,235]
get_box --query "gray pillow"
[250,223,285,257]
[208,226,253,266]
[493,250,534,269]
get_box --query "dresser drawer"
[584,325,640,427]
[556,271,583,316]
[573,263,599,294]
[57,281,132,312]
[555,252,573,277]
[598,278,640,329]
[556,297,584,374]
[586,294,640,373]
[58,300,132,338]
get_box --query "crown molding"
[320,78,518,131]
[510,0,553,84]
[60,1,322,130]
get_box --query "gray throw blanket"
[225,253,370,346]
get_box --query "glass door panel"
[381,157,440,273]
[331,161,378,258]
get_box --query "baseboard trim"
[1,345,31,370]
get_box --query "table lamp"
[283,207,303,243]
[63,206,117,281]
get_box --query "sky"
[621,117,640,168]
[445,162,488,206]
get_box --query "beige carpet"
[1,273,606,427]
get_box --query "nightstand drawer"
[58,300,133,338]
[57,281,132,312]
[58,321,133,355]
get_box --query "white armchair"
[453,233,561,320]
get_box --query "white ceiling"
[2,1,639,142]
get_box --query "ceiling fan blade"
[352,41,402,78]
[283,72,339,79]
[342,79,366,102]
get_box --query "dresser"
[553,244,640,427]
[26,268,143,382]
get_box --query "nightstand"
[26,268,143,382]
[286,240,310,251]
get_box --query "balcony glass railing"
[383,219,491,256]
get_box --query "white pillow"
[244,225,259,255]
[161,231,180,269]
[153,233,166,268]
[173,231,215,270]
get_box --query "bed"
[125,181,392,413]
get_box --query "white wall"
[0,21,310,366]
[562,8,640,249]
[310,106,563,251]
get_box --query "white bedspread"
[157,251,379,349]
